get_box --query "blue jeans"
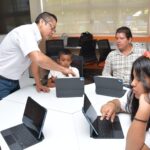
[0,76,20,100]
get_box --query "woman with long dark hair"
[100,52,150,150]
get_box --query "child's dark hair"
[58,49,73,59]
[115,26,132,39]
[126,56,150,130]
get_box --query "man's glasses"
[42,18,56,33]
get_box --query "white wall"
[29,0,42,22]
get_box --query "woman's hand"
[100,101,117,122]
[35,83,50,92]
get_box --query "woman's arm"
[126,94,150,150]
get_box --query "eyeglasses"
[43,18,56,33]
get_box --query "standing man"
[0,12,75,100]
[102,26,145,86]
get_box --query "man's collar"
[117,46,134,56]
[32,22,42,43]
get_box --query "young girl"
[100,53,150,150]
[47,49,79,87]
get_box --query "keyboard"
[97,118,113,138]
[10,124,38,148]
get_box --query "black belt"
[0,75,18,82]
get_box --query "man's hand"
[35,84,50,93]
[62,68,76,76]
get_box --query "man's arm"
[28,51,75,76]
[30,62,50,92]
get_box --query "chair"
[79,38,101,82]
[97,39,112,69]
[79,39,98,64]
[46,39,64,57]
[67,37,80,47]
[71,55,83,77]
[78,32,100,81]
[97,39,111,63]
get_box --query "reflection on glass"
[43,0,150,35]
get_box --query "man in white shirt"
[0,12,75,100]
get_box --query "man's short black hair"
[115,26,132,39]
[35,12,57,24]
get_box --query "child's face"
[131,70,150,99]
[58,54,72,68]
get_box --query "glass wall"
[0,0,31,34]
[43,0,150,35]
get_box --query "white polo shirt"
[0,23,41,80]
